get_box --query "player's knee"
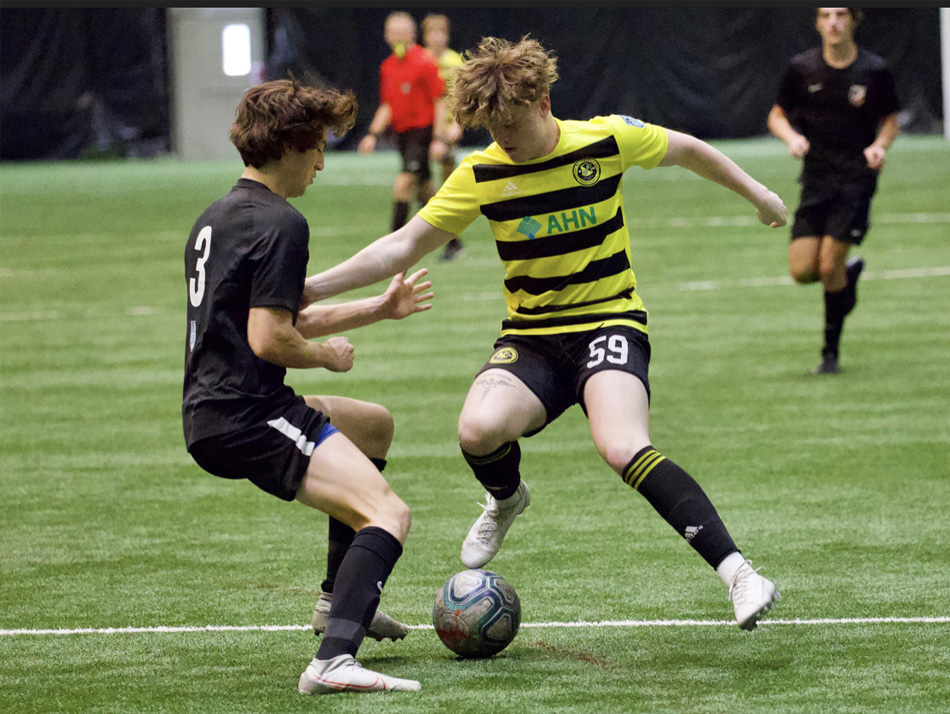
[790,263,818,284]
[381,496,412,543]
[600,441,645,476]
[458,413,507,456]
[364,403,395,455]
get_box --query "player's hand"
[755,189,787,229]
[446,122,463,144]
[381,269,434,320]
[430,138,447,160]
[864,145,886,171]
[788,135,810,160]
[358,135,377,156]
[323,336,354,372]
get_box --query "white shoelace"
[728,559,760,601]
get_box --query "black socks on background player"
[822,286,850,358]
[392,201,410,232]
[321,458,386,594]
[623,446,737,569]
[315,526,403,660]
[462,442,522,501]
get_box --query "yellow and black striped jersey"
[417,115,668,336]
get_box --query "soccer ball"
[432,568,521,658]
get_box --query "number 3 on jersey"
[189,226,212,307]
[587,334,629,368]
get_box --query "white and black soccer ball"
[432,568,521,658]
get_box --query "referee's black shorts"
[396,126,433,182]
[187,397,339,501]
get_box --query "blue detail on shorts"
[315,423,340,448]
[620,115,645,128]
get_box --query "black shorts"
[396,126,433,182]
[791,177,878,245]
[187,397,339,501]
[476,326,651,435]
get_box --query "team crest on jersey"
[848,84,867,107]
[489,347,519,364]
[573,159,601,186]
[620,115,645,128]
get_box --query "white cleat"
[312,591,409,642]
[460,481,530,568]
[729,559,780,630]
[298,654,420,694]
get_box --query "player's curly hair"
[229,79,357,168]
[452,36,559,129]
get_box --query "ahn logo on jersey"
[573,158,601,186]
[848,84,867,107]
[489,347,519,365]
[620,115,645,128]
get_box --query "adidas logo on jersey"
[502,181,522,198]
[684,525,703,542]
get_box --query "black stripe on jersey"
[472,136,620,183]
[514,289,633,316]
[481,174,622,223]
[502,309,648,331]
[496,208,624,262]
[504,249,630,296]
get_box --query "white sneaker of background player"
[298,654,420,694]
[460,481,530,568]
[729,559,780,630]
[311,591,409,641]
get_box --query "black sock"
[823,287,849,358]
[622,446,737,569]
[392,201,410,232]
[315,526,403,660]
[462,442,521,500]
[321,458,387,594]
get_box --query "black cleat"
[811,353,840,375]
[440,238,465,262]
[843,256,865,316]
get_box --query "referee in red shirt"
[358,12,446,232]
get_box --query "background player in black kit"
[768,7,899,374]
[182,80,432,694]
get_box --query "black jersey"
[776,48,899,183]
[183,179,309,447]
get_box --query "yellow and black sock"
[462,441,521,500]
[622,446,737,569]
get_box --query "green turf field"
[1,136,948,713]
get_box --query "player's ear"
[537,95,551,116]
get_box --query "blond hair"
[452,36,559,129]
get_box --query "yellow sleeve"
[417,160,481,237]
[604,115,669,171]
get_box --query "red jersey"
[379,44,444,133]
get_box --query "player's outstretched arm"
[302,216,454,306]
[659,129,787,229]
[296,268,434,339]
[247,306,354,372]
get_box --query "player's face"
[385,17,415,51]
[424,28,448,52]
[488,99,554,163]
[816,8,854,46]
[281,139,326,198]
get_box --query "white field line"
[677,265,950,292]
[630,212,950,229]
[3,616,948,637]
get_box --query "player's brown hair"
[229,79,357,168]
[452,36,559,129]
[816,7,864,25]
[422,13,449,36]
